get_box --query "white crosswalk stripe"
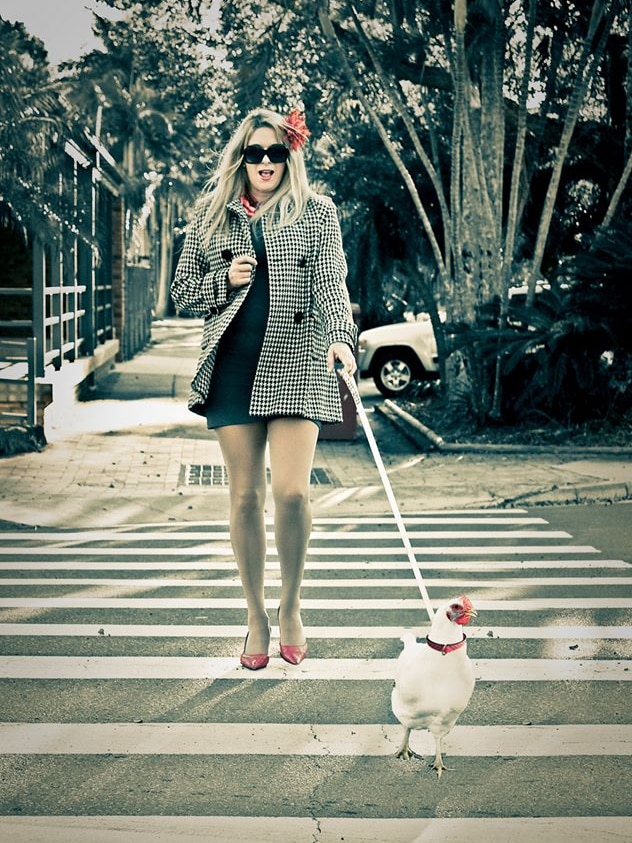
[0,509,630,840]
[0,654,629,680]
[1,597,630,609]
[1,623,630,638]
[1,722,630,756]
[0,543,602,555]
[0,815,629,843]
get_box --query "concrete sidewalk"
[0,318,630,528]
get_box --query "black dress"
[205,219,270,429]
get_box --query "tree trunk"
[491,0,538,419]
[527,0,619,304]
[602,150,632,227]
[317,0,450,383]
[154,189,175,319]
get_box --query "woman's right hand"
[227,255,257,289]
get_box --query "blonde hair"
[197,108,313,245]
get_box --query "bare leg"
[267,418,319,646]
[216,422,269,655]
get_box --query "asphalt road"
[0,503,630,840]
[536,502,632,563]
[0,340,630,840]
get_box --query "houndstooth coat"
[171,193,357,423]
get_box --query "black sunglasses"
[242,143,290,164]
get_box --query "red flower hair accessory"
[283,109,310,151]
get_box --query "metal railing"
[0,236,114,426]
[31,236,90,377]
[0,132,156,428]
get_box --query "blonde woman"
[172,108,357,669]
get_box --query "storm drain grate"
[310,467,335,486]
[182,464,229,486]
[181,464,335,487]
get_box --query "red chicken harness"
[426,634,467,655]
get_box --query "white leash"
[338,369,435,622]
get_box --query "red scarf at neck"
[240,194,259,217]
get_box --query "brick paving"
[0,318,630,528]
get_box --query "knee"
[231,485,265,517]
[273,485,310,513]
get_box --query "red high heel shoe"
[277,608,308,665]
[240,633,269,671]
[279,642,308,665]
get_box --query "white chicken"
[391,594,477,778]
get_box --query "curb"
[501,480,632,507]
[376,400,632,508]
[380,399,632,457]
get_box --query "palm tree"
[60,6,232,317]
[0,19,69,231]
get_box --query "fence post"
[26,336,37,426]
[32,237,46,378]
[50,241,63,369]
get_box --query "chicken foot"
[431,737,453,778]
[394,727,423,761]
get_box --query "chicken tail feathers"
[399,630,418,648]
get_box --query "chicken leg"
[430,735,453,778]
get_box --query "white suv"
[357,284,550,396]
[357,314,439,396]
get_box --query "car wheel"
[373,351,417,397]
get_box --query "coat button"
[294,311,304,324]
[221,249,233,262]
[298,257,307,267]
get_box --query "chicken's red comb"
[459,595,474,612]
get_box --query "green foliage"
[451,212,632,425]
[60,8,225,188]
[565,218,632,354]
[0,18,70,230]
[4,0,628,426]
[497,289,614,423]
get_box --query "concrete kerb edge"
[502,480,632,507]
[379,398,632,458]
[376,399,632,507]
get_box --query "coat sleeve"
[170,214,231,316]
[312,198,357,350]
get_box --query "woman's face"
[243,126,287,203]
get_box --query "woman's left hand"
[327,342,357,375]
